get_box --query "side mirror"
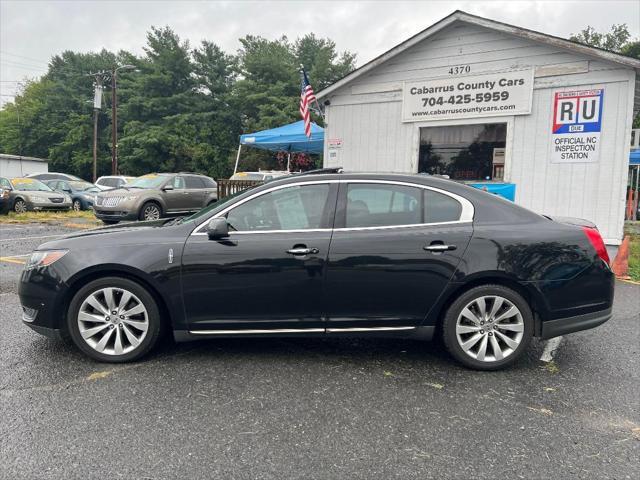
[206,217,229,240]
[162,185,174,191]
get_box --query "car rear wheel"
[72,199,82,211]
[140,202,161,221]
[13,199,27,213]
[442,285,533,370]
[67,277,162,362]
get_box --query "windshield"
[11,178,53,192]
[127,175,168,189]
[184,185,262,223]
[68,181,95,191]
[230,173,266,181]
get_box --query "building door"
[418,123,507,181]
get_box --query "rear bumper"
[540,307,612,339]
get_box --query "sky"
[1,0,639,106]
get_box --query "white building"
[0,153,49,178]
[318,11,640,244]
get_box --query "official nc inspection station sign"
[550,89,603,163]
[401,69,534,122]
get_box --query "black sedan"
[18,171,614,369]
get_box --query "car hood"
[20,191,66,199]
[98,187,148,197]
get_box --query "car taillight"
[582,226,609,265]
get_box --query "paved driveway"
[1,223,638,479]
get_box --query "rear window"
[423,189,462,223]
[201,177,217,188]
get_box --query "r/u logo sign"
[552,89,603,134]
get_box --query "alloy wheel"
[72,200,81,211]
[14,200,27,213]
[77,287,149,356]
[143,204,160,220]
[455,295,524,362]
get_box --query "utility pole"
[92,82,103,182]
[87,72,107,182]
[109,64,136,175]
[111,70,117,175]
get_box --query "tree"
[570,24,632,52]
[570,24,639,127]
[0,27,355,178]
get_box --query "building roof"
[0,153,49,163]
[317,10,640,112]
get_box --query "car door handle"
[424,244,457,252]
[286,247,319,256]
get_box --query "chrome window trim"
[190,178,474,236]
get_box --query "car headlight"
[25,250,68,270]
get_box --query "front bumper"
[93,208,138,221]
[28,200,72,211]
[540,307,612,339]
[23,322,64,340]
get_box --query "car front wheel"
[442,285,533,370]
[72,199,82,211]
[67,277,162,362]
[140,202,162,221]
[13,199,28,213]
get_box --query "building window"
[418,123,507,181]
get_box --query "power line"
[0,60,47,72]
[0,50,49,65]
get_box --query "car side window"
[60,181,69,190]
[345,184,421,228]
[172,177,185,189]
[185,176,205,189]
[424,189,463,223]
[226,184,331,232]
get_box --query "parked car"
[230,170,290,181]
[0,176,12,214]
[93,173,218,224]
[9,178,72,213]
[44,179,101,211]
[19,170,614,367]
[95,175,135,191]
[26,172,84,182]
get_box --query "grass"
[0,209,100,226]
[624,222,640,282]
[628,233,640,282]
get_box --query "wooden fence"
[216,179,264,199]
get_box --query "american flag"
[299,68,316,138]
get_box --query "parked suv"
[93,173,218,224]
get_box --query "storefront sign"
[549,89,603,163]
[402,69,533,122]
[327,138,343,149]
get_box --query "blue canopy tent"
[234,120,324,174]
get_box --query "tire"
[66,277,162,363]
[139,201,162,221]
[72,199,82,211]
[442,284,533,371]
[13,198,27,213]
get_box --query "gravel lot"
[1,223,639,479]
